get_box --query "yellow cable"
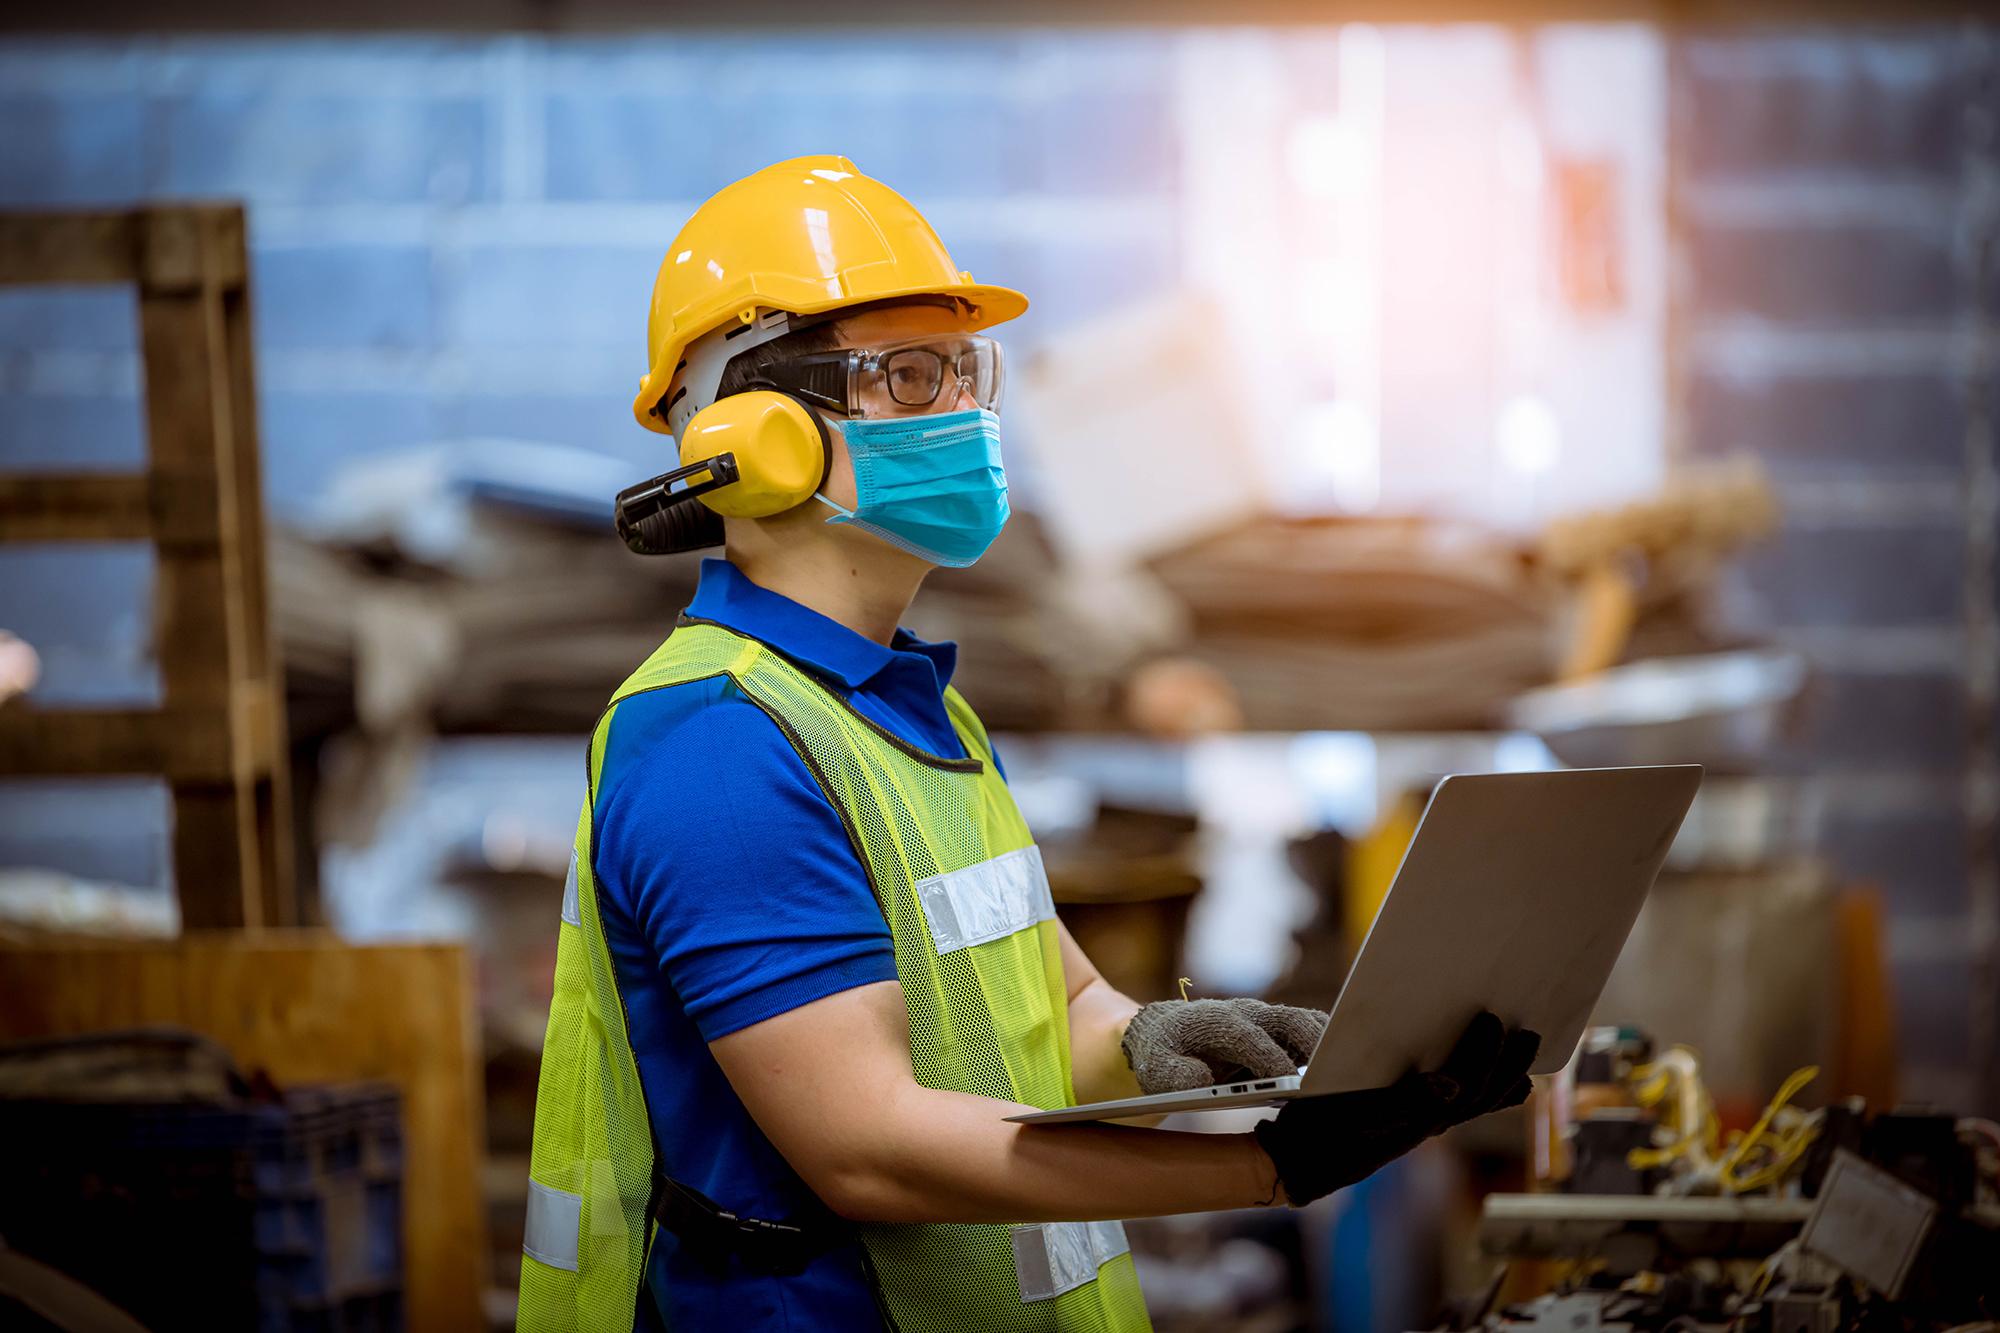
[1718,1065,1818,1193]
[1626,1046,1720,1172]
[1728,1122,1820,1193]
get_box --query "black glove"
[1253,1010,1539,1207]
[1122,998,1328,1094]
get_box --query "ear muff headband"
[612,390,831,556]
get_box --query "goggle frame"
[750,333,1005,420]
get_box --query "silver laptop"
[1008,765,1701,1125]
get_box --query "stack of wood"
[275,455,1780,751]
[1536,458,1780,678]
[273,492,1092,751]
[1146,516,1562,732]
[1132,462,1780,735]
[274,519,700,744]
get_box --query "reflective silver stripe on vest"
[1011,1220,1131,1303]
[560,851,581,927]
[914,846,1054,956]
[523,1178,583,1272]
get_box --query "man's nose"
[949,376,978,411]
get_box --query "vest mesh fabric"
[521,621,1151,1332]
[517,798,657,1330]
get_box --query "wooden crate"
[0,205,294,929]
[0,934,490,1332]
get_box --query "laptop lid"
[1298,765,1701,1097]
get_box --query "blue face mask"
[817,407,1010,568]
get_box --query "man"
[520,155,1538,1332]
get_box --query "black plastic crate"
[0,1083,405,1332]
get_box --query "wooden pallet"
[0,205,295,929]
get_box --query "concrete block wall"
[1673,27,2000,1110]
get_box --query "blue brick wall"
[1689,369,1966,472]
[1732,526,1965,627]
[0,32,1181,508]
[0,95,147,205]
[0,31,1185,889]
[1691,218,1963,323]
[158,91,491,206]
[256,245,435,349]
[1680,37,1976,179]
[1675,28,2000,1110]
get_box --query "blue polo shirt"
[593,558,997,1331]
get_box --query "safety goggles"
[753,333,1004,420]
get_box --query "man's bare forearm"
[711,977,1280,1227]
[822,1081,1281,1224]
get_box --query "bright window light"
[1496,394,1562,475]
[1286,116,1362,199]
[1177,25,1665,526]
[1304,399,1382,512]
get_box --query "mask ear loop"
[811,414,858,522]
[800,393,836,496]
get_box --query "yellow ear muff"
[675,390,829,518]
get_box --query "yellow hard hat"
[633,155,1028,434]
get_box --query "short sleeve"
[592,676,896,1041]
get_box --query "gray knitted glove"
[1121,998,1328,1095]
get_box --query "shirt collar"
[685,558,957,691]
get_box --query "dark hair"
[713,318,846,401]
[710,296,964,403]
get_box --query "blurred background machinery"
[2,5,1997,1331]
[1471,1029,1998,1333]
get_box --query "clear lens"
[883,349,945,407]
[849,335,1004,419]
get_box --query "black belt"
[650,1173,850,1276]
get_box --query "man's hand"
[1252,1010,1539,1207]
[1122,998,1329,1095]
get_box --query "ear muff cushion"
[676,390,830,519]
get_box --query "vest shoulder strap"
[610,619,764,706]
[584,622,773,798]
[941,686,995,767]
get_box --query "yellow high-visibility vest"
[518,618,1152,1331]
